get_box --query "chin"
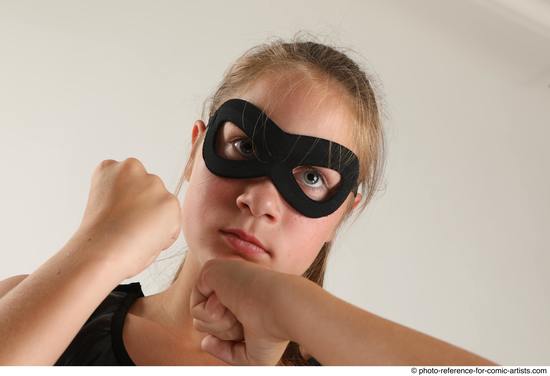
[212,249,257,263]
[198,248,242,263]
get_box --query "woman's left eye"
[297,168,328,190]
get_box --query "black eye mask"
[202,98,360,218]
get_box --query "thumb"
[190,259,227,309]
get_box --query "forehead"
[235,70,357,155]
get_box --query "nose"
[235,177,282,222]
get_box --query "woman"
[0,36,497,366]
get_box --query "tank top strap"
[111,282,143,365]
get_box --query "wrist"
[63,229,128,284]
[273,273,318,344]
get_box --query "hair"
[167,32,386,365]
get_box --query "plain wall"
[0,0,548,365]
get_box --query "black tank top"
[54,282,321,366]
[54,282,143,365]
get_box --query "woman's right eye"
[231,137,255,158]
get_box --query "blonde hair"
[169,32,386,365]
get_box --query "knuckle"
[191,307,209,323]
[190,305,203,319]
[192,318,205,331]
[193,319,210,332]
[99,159,117,169]
[122,157,146,172]
[226,325,242,341]
[220,316,234,331]
[211,306,225,321]
[147,173,165,188]
[124,156,141,165]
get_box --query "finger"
[190,263,230,317]
[192,305,241,338]
[201,335,249,365]
[190,278,209,310]
[193,259,224,304]
[192,299,242,341]
[193,318,244,341]
[205,293,225,319]
[191,294,229,323]
[192,315,239,337]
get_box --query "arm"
[0,275,29,298]
[0,230,124,365]
[279,276,499,366]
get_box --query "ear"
[192,120,207,146]
[184,120,207,181]
[352,192,362,210]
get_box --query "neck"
[134,249,209,351]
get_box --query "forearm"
[0,231,124,365]
[281,276,498,366]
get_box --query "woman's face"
[181,71,362,275]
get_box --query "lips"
[220,228,270,256]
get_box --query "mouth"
[219,229,270,259]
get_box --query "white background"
[0,0,549,365]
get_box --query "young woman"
[0,37,498,366]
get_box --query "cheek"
[184,158,236,210]
[274,215,335,275]
[181,160,237,246]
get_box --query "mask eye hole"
[292,165,342,202]
[232,138,255,158]
[215,121,257,160]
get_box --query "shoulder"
[83,282,144,328]
[55,282,143,366]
